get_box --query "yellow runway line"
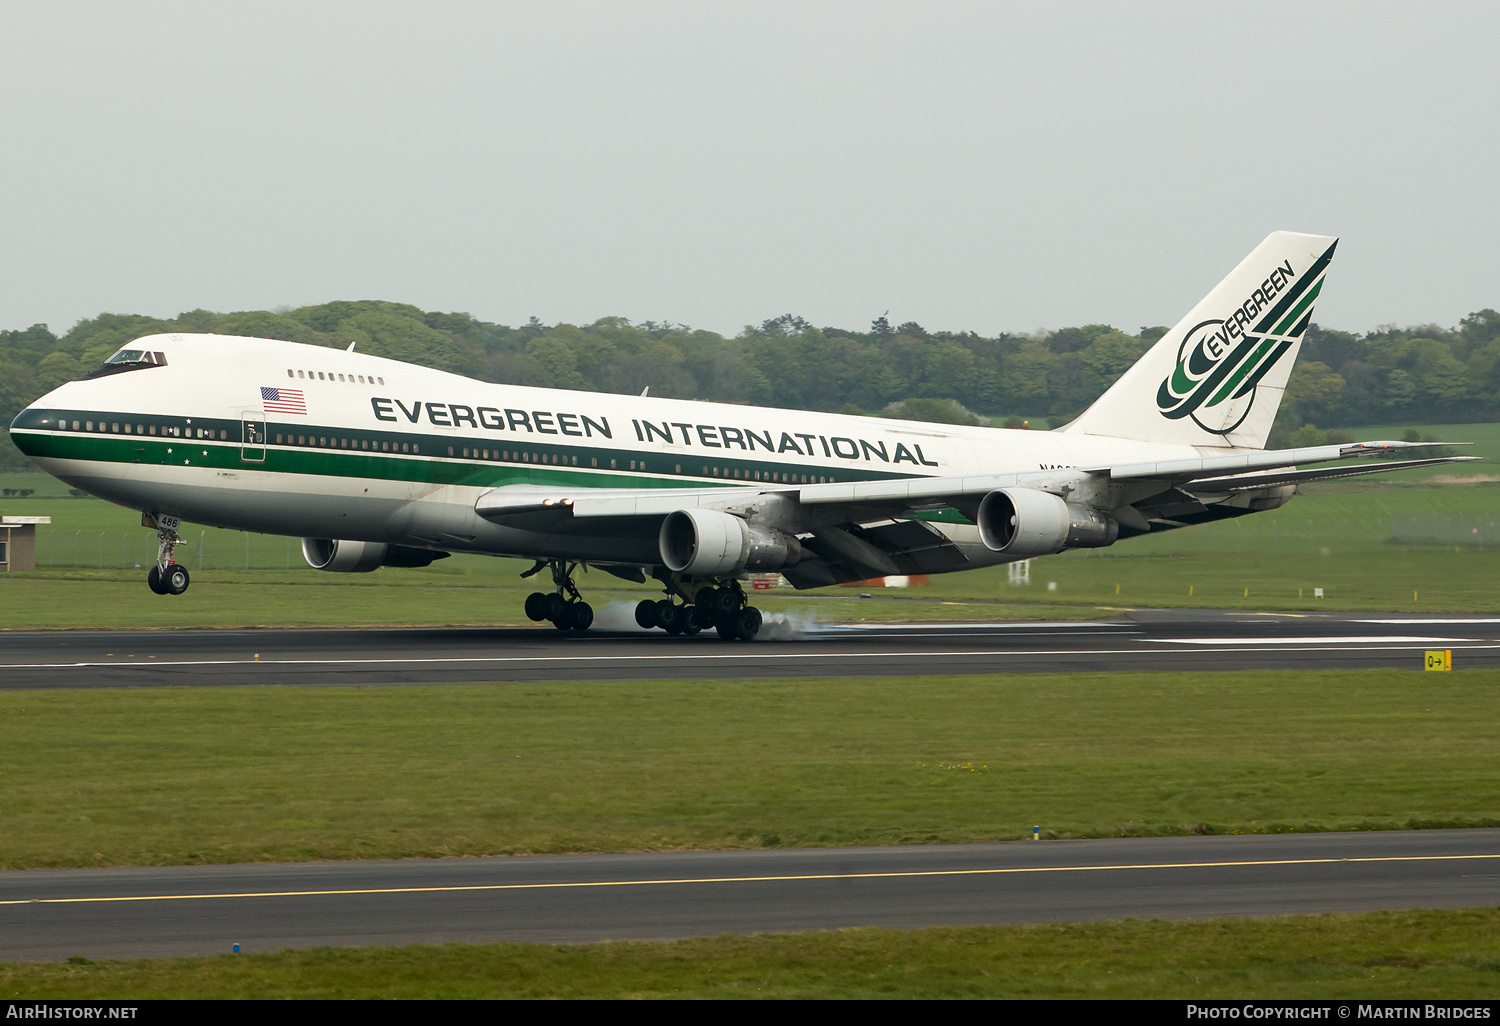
[3,852,1496,906]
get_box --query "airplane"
[7,231,1475,640]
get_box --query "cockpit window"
[79,348,168,380]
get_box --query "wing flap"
[1185,456,1478,493]
[1104,439,1453,482]
[785,519,972,587]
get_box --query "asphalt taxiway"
[2,829,1496,961]
[2,608,1498,689]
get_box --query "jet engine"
[976,488,1118,555]
[658,508,804,575]
[301,538,449,572]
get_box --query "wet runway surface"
[2,608,1498,688]
[3,829,1496,961]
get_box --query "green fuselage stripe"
[10,408,928,492]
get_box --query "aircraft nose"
[9,402,54,457]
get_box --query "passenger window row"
[274,433,417,455]
[704,466,820,483]
[441,445,825,481]
[451,447,583,468]
[55,419,226,440]
[51,416,830,481]
[287,368,384,385]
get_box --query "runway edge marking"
[9,643,1500,671]
[4,853,1498,906]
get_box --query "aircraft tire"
[712,589,740,617]
[688,603,714,629]
[715,619,738,641]
[552,615,571,630]
[147,566,168,595]
[545,593,570,621]
[164,565,190,596]
[569,602,594,631]
[634,599,657,629]
[524,592,549,621]
[733,605,762,641]
[657,601,683,634]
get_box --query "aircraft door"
[241,413,267,463]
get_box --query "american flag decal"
[261,386,307,415]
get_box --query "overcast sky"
[2,2,1495,340]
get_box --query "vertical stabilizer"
[1062,231,1337,450]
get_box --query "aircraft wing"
[473,439,1477,587]
[476,439,1472,524]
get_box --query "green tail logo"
[1156,241,1336,434]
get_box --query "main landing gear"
[635,581,763,641]
[145,513,190,596]
[522,559,594,631]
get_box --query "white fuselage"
[13,333,1207,569]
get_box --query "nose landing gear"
[145,513,190,596]
[522,559,593,631]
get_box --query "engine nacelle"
[301,539,450,572]
[658,508,804,575]
[976,488,1118,556]
[301,538,389,573]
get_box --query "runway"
[2,608,1498,688]
[3,612,1496,962]
[2,829,1496,961]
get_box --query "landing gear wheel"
[164,564,190,596]
[658,602,684,636]
[545,593,570,622]
[711,588,740,617]
[568,602,594,631]
[635,599,658,630]
[524,592,549,622]
[147,566,168,595]
[688,604,715,630]
[718,606,761,641]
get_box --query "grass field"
[5,910,1498,998]
[2,670,1496,869]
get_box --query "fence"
[1388,514,1500,547]
[38,530,299,570]
[1069,515,1387,558]
[1052,511,1499,559]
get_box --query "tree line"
[2,301,1497,470]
